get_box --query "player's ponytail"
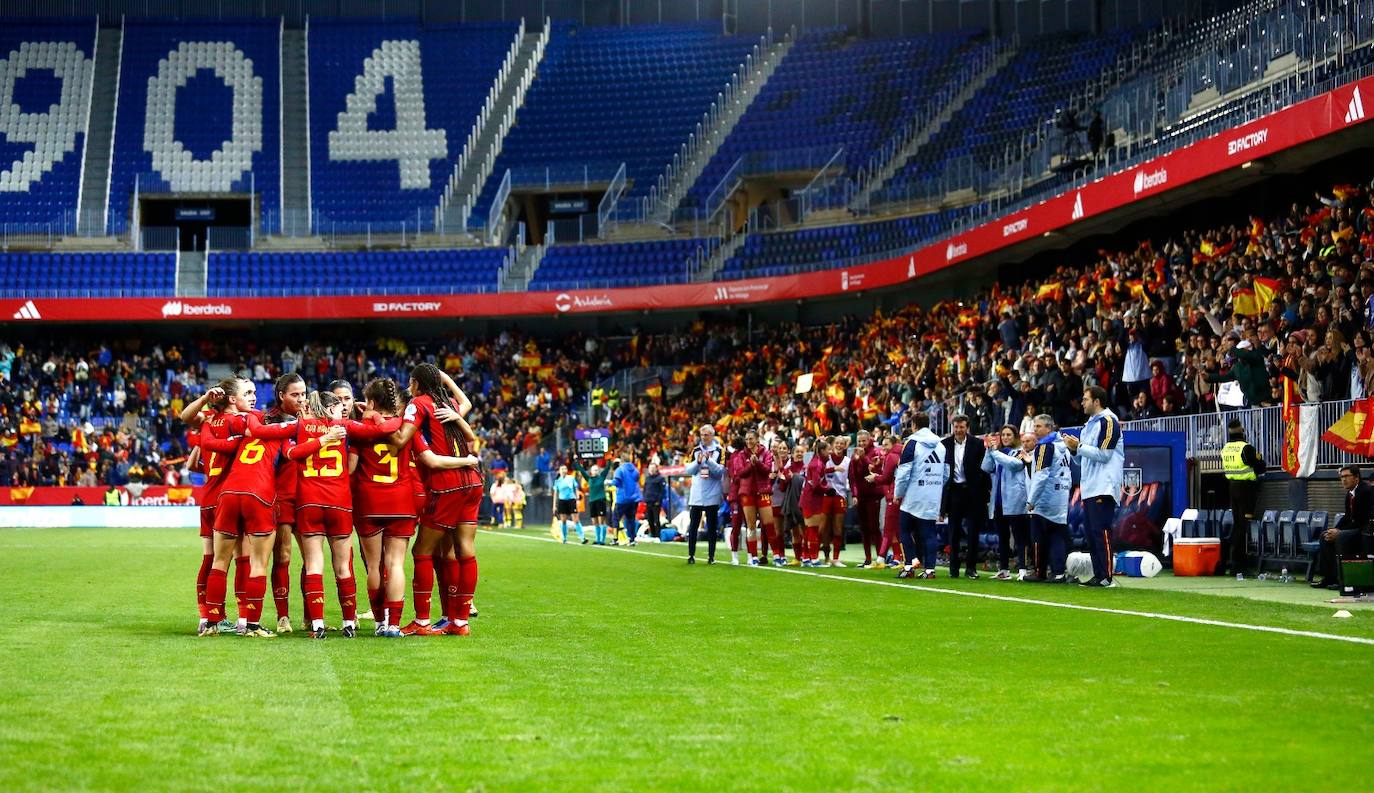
[410,362,467,453]
[208,377,242,411]
[363,377,403,416]
[306,390,340,420]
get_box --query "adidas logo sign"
[1071,192,1084,220]
[1345,86,1365,124]
[11,300,40,320]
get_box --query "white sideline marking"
[491,531,1374,647]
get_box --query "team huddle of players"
[185,363,484,639]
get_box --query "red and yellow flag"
[1322,397,1374,457]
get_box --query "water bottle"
[1280,566,1290,584]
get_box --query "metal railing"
[486,168,513,244]
[596,162,628,239]
[642,27,781,222]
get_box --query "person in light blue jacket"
[1027,414,1072,581]
[1065,385,1125,587]
[683,425,725,564]
[893,413,947,579]
[982,425,1032,580]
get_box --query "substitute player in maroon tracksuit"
[849,430,885,568]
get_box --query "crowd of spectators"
[4,175,1373,487]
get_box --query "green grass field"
[2,525,1372,792]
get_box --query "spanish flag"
[1232,277,1281,316]
[644,379,663,401]
[1035,282,1063,302]
[10,486,34,503]
[167,486,194,503]
[1322,397,1374,457]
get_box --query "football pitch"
[2,526,1372,792]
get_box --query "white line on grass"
[491,531,1374,647]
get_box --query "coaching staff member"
[1065,386,1124,588]
[941,414,988,579]
[1313,465,1374,589]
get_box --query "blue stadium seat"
[0,251,176,296]
[107,19,282,234]
[468,22,759,228]
[308,19,518,228]
[205,248,506,295]
[0,18,97,227]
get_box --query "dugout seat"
[1302,511,1333,582]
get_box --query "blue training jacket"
[982,446,1029,517]
[1027,432,1072,525]
[893,427,947,520]
[1075,408,1125,502]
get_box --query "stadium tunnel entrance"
[137,195,254,252]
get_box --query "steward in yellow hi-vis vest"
[1222,419,1266,576]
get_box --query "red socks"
[803,527,819,561]
[368,586,382,625]
[244,575,266,625]
[764,523,783,557]
[337,575,357,623]
[455,556,477,622]
[271,562,290,619]
[303,573,325,624]
[441,558,461,621]
[233,555,249,618]
[746,533,759,557]
[196,554,213,619]
[205,568,228,622]
[384,599,406,627]
[412,555,434,622]
[832,536,843,559]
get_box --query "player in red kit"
[775,441,806,565]
[200,380,301,638]
[263,372,307,634]
[352,377,478,637]
[850,430,885,568]
[800,436,835,567]
[180,384,232,636]
[737,429,784,567]
[392,363,484,637]
[284,389,399,639]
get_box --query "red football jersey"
[351,417,415,518]
[202,413,297,507]
[403,395,480,492]
[289,417,401,510]
[197,410,236,508]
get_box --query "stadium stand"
[307,19,519,229]
[718,210,959,280]
[684,27,982,210]
[0,18,96,227]
[106,18,281,234]
[875,29,1139,204]
[0,251,174,297]
[205,247,510,295]
[468,22,759,227]
[530,237,719,289]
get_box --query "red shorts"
[273,499,296,527]
[413,491,428,517]
[199,507,216,539]
[424,487,482,530]
[360,516,418,539]
[214,494,275,537]
[823,495,847,515]
[738,492,773,509]
[296,506,354,538]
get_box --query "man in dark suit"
[1314,465,1374,589]
[941,414,989,578]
